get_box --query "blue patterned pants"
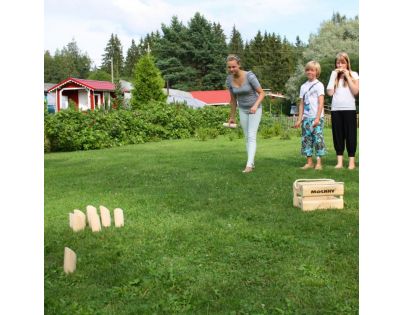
[301,118,326,157]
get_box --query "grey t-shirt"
[226,71,262,109]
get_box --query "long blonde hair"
[334,52,353,89]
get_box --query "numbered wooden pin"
[100,205,111,227]
[64,247,76,274]
[114,208,124,227]
[72,209,86,232]
[89,212,102,232]
[86,205,97,229]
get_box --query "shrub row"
[44,102,302,152]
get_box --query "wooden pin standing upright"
[86,205,98,229]
[114,208,124,227]
[64,247,76,274]
[89,211,102,232]
[100,205,111,227]
[72,209,86,232]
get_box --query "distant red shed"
[47,77,116,112]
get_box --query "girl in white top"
[326,52,359,170]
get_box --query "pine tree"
[131,54,167,109]
[123,39,140,79]
[293,36,305,64]
[44,39,92,82]
[203,22,228,89]
[228,25,244,58]
[137,31,161,57]
[184,13,228,90]
[101,34,124,80]
[112,79,124,110]
[244,31,266,88]
[44,50,55,82]
[154,16,194,90]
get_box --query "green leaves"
[44,39,92,82]
[44,103,232,152]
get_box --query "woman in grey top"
[226,54,266,173]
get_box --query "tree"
[154,16,194,90]
[294,36,305,63]
[44,50,56,82]
[228,25,244,58]
[44,39,92,82]
[286,13,359,101]
[87,69,111,81]
[123,39,140,79]
[111,79,125,110]
[101,34,124,80]
[184,12,227,90]
[303,14,358,61]
[131,54,167,109]
[139,31,161,56]
[206,22,228,89]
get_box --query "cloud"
[44,0,356,67]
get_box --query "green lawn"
[44,129,359,314]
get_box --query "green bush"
[44,103,233,152]
[279,128,292,140]
[272,122,283,136]
[207,128,219,139]
[195,128,209,141]
[260,126,274,139]
[44,135,51,153]
[195,127,220,141]
[45,102,309,152]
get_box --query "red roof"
[190,90,230,105]
[47,77,115,92]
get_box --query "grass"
[44,128,359,314]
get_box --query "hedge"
[44,101,303,152]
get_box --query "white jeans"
[238,106,262,167]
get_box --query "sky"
[44,0,358,68]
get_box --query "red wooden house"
[47,78,116,112]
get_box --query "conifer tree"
[185,13,227,90]
[123,39,140,79]
[228,25,244,58]
[131,54,167,109]
[154,16,195,90]
[112,79,124,110]
[101,34,124,80]
[203,22,228,89]
[44,50,56,82]
[44,39,92,82]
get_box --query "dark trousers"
[331,110,357,157]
